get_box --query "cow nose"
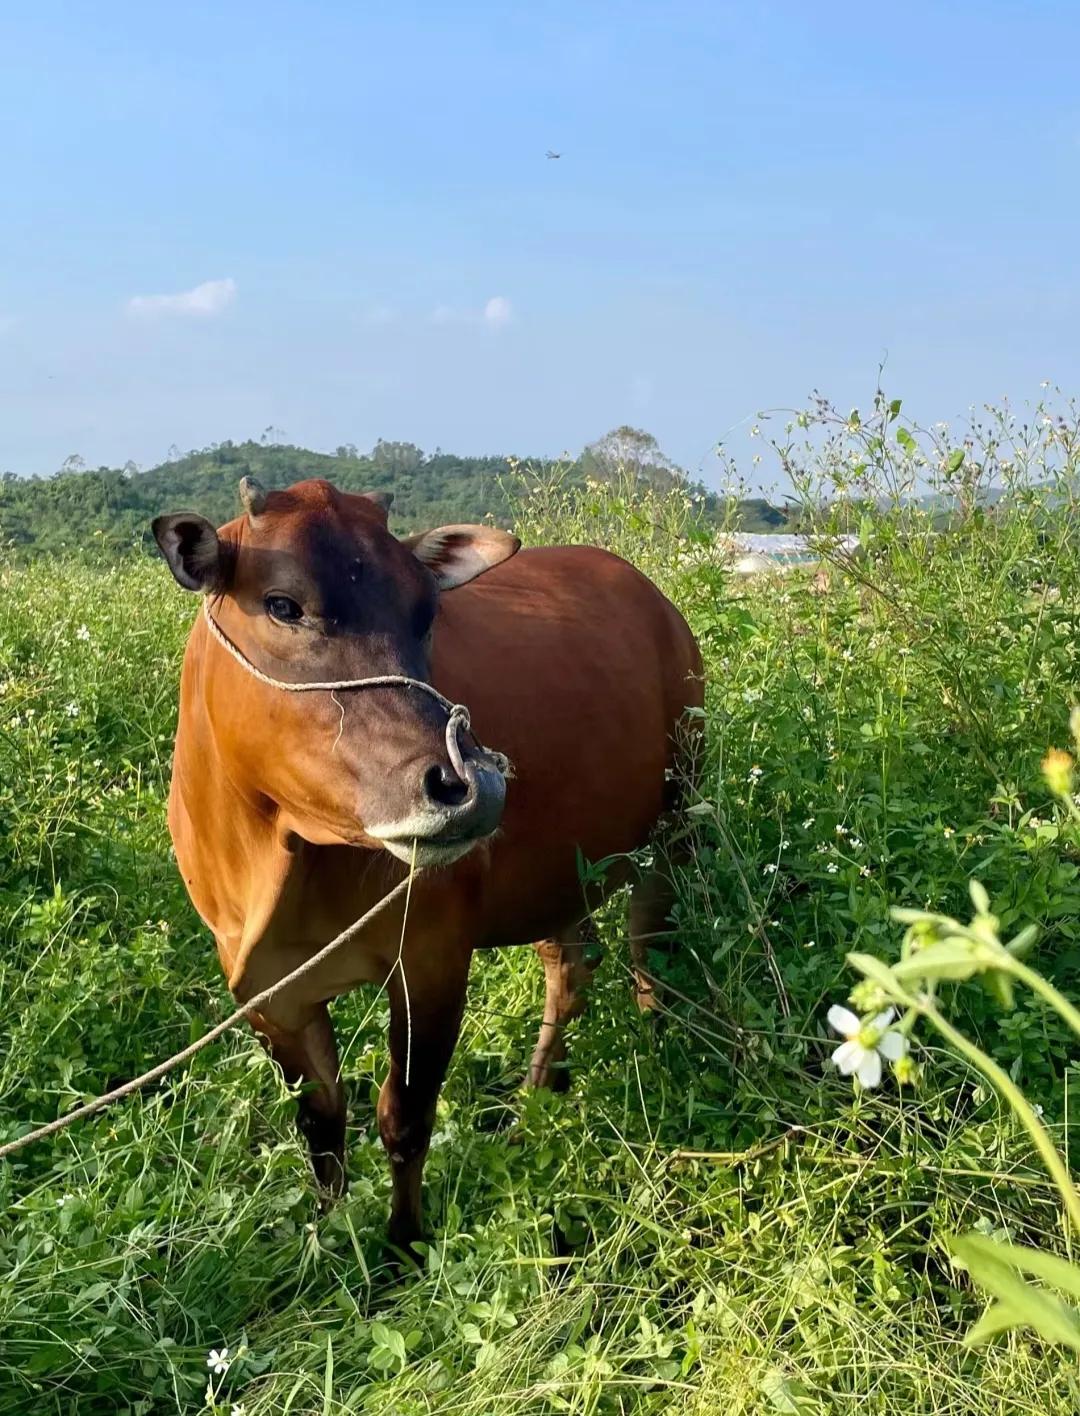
[422,761,471,809]
[417,752,506,840]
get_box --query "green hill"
[0,435,791,556]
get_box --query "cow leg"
[250,1004,347,1197]
[377,951,471,1257]
[528,920,601,1092]
[629,866,679,1013]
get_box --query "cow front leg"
[377,950,471,1257]
[250,1004,347,1198]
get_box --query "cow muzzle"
[367,747,507,868]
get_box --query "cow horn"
[239,475,268,518]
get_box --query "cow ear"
[404,524,520,590]
[362,490,394,515]
[151,512,224,592]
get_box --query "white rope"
[200,599,512,778]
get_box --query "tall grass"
[2,391,1080,1412]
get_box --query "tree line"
[0,426,792,556]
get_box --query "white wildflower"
[802,817,815,829]
[65,702,79,717]
[849,836,863,849]
[860,865,872,877]
[747,765,763,781]
[763,863,778,875]
[827,862,839,874]
[76,625,91,642]
[207,1348,231,1376]
[943,826,955,839]
[827,1005,907,1088]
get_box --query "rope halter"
[200,599,512,779]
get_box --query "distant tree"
[60,454,86,476]
[335,444,359,460]
[371,440,424,475]
[735,498,791,532]
[581,426,682,490]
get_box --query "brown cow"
[153,477,702,1253]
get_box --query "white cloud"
[430,296,514,330]
[483,296,513,328]
[126,277,237,319]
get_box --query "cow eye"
[265,594,303,623]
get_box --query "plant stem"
[1003,955,1080,1042]
[916,999,1080,1237]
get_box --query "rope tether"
[0,875,414,1161]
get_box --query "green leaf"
[759,1367,818,1412]
[950,1234,1080,1350]
[893,941,980,981]
[896,427,916,455]
[982,969,1015,1010]
[846,952,901,993]
[965,1300,1024,1346]
[947,448,966,474]
[322,1334,334,1416]
[969,879,991,915]
[956,1233,1080,1303]
[888,398,903,419]
[1006,923,1039,959]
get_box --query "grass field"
[4,395,1080,1413]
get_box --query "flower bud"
[849,979,887,1014]
[1042,747,1075,798]
[894,1054,919,1086]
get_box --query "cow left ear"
[152,512,225,592]
[404,525,520,590]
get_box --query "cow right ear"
[151,513,224,592]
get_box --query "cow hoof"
[528,1066,571,1093]
[311,1152,348,1205]
[384,1227,429,1274]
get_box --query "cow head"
[153,477,519,866]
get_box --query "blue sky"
[2,1,1079,488]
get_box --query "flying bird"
[546,150,561,159]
